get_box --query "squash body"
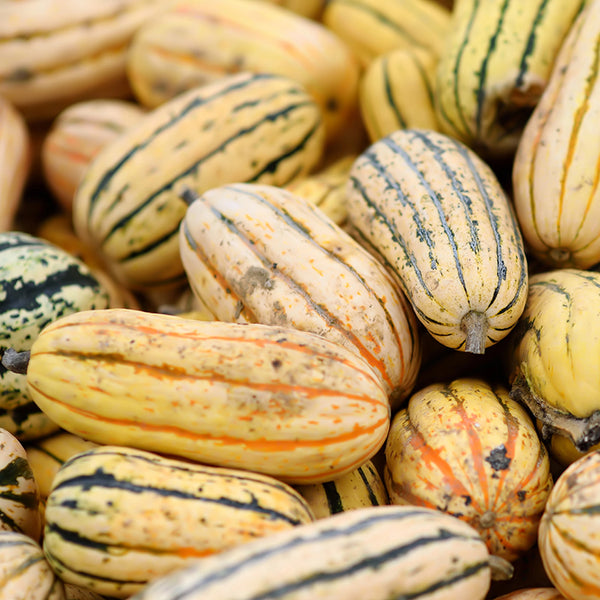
[322,0,451,67]
[294,459,388,519]
[0,232,110,441]
[385,378,553,561]
[538,450,600,600]
[0,428,41,541]
[0,0,166,122]
[494,590,566,600]
[41,99,145,212]
[435,0,584,158]
[346,128,528,354]
[126,0,359,141]
[43,445,314,598]
[0,530,64,600]
[512,0,600,269]
[179,182,421,406]
[72,72,325,291]
[507,269,600,451]
[130,505,493,600]
[26,308,390,484]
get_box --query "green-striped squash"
[24,308,390,484]
[41,99,146,213]
[435,0,585,158]
[72,72,325,291]
[345,128,528,355]
[384,378,553,562]
[359,46,440,143]
[0,0,166,122]
[43,445,314,598]
[294,459,388,519]
[179,183,421,407]
[130,505,501,600]
[538,450,600,600]
[507,269,600,453]
[512,0,600,269]
[24,431,99,501]
[0,232,110,441]
[0,530,65,600]
[0,428,41,541]
[322,0,451,67]
[126,0,359,141]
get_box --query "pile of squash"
[1,0,600,599]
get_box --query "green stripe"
[382,56,408,130]
[357,464,382,506]
[322,481,344,514]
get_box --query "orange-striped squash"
[385,378,553,562]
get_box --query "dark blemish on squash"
[272,359,282,369]
[485,444,511,471]
[237,266,274,296]
[462,494,472,506]
[7,67,33,82]
[517,490,527,501]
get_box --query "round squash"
[385,378,553,562]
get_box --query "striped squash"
[0,530,65,600]
[507,269,600,453]
[0,0,166,122]
[294,459,388,519]
[41,99,146,212]
[24,431,99,501]
[0,232,110,441]
[359,46,440,143]
[0,428,41,541]
[494,590,566,600]
[126,0,360,141]
[346,128,528,355]
[435,0,585,158]
[322,0,451,67]
[179,183,421,407]
[130,505,498,600]
[538,450,600,600]
[72,72,325,291]
[0,95,30,232]
[285,154,356,225]
[43,445,314,598]
[24,308,390,484]
[384,378,553,562]
[512,0,600,269]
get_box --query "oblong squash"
[43,445,314,598]
[384,378,553,562]
[512,0,600,269]
[346,128,528,354]
[179,183,421,406]
[130,505,495,600]
[24,308,390,484]
[538,451,600,600]
[72,72,325,291]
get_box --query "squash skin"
[538,450,600,600]
[43,445,314,598]
[385,378,553,562]
[25,308,390,484]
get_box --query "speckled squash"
[41,99,145,212]
[179,183,421,407]
[385,378,553,562]
[130,505,496,600]
[0,0,167,122]
[538,450,600,600]
[0,428,41,541]
[126,0,359,141]
[43,445,314,598]
[24,308,390,484]
[0,95,30,232]
[346,128,528,355]
[72,72,325,291]
[294,459,388,519]
[507,269,600,454]
[0,232,110,441]
[0,530,65,599]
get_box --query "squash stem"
[180,187,201,206]
[460,310,488,354]
[1,348,30,374]
[489,555,514,581]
